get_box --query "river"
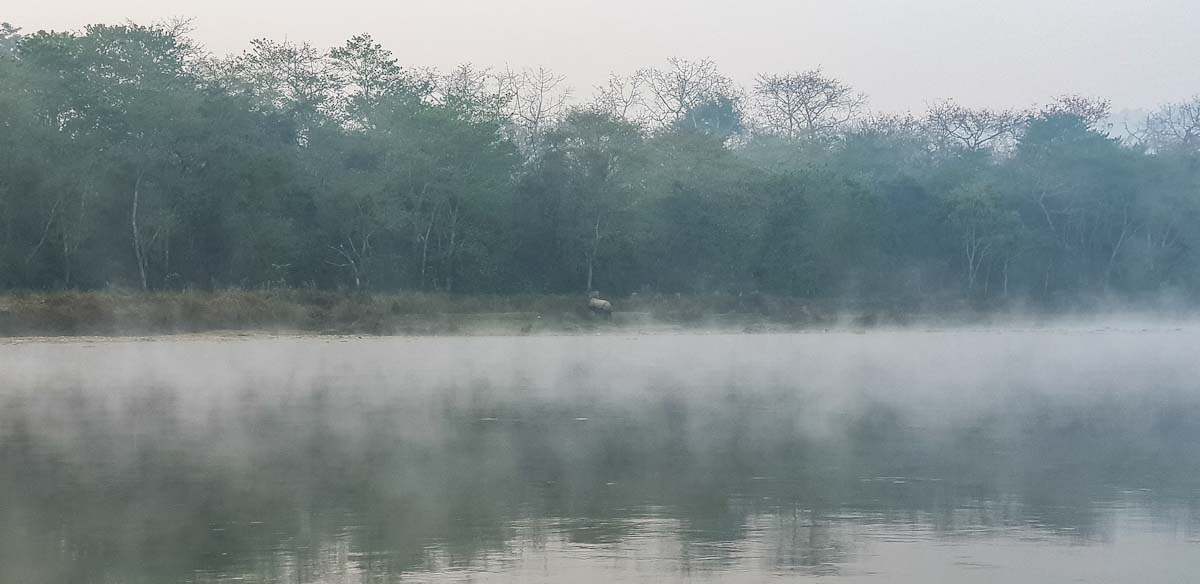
[1,327,1198,582]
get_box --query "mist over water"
[2,326,1199,583]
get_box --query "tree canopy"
[1,21,1198,308]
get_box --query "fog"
[5,3,1200,581]
[2,326,1198,582]
[9,0,1200,111]
[4,19,1199,301]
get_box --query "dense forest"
[1,21,1198,308]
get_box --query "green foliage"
[0,22,20,58]
[1,21,1199,309]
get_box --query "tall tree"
[229,37,341,139]
[1143,97,1200,153]
[0,22,20,57]
[635,58,739,131]
[513,109,645,292]
[330,33,427,124]
[925,100,1027,154]
[753,69,865,140]
[499,66,571,150]
[591,73,644,125]
[943,181,1020,294]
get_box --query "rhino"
[587,291,612,319]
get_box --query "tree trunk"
[1002,258,1010,297]
[131,171,148,291]
[62,234,71,287]
[61,191,85,287]
[24,199,60,267]
[586,212,600,292]
[1103,209,1132,292]
[444,202,459,293]
[419,214,434,290]
[964,227,978,291]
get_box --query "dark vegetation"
[1,21,1199,326]
[0,290,862,336]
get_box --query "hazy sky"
[7,0,1199,112]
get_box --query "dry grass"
[0,290,308,335]
[0,289,919,337]
[0,290,631,336]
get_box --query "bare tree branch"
[925,100,1028,154]
[752,69,866,140]
[634,57,738,129]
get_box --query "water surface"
[2,328,1198,582]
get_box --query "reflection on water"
[1,329,1199,583]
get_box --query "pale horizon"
[7,0,1200,114]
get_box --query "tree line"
[1,21,1198,307]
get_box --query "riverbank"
[0,290,1187,337]
[0,289,925,337]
